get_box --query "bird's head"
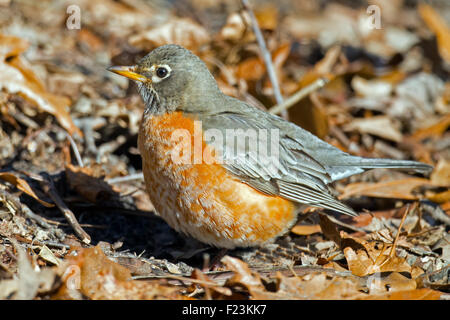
[108,44,221,114]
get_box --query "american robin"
[108,44,432,249]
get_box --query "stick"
[268,77,329,115]
[241,0,287,119]
[66,132,84,167]
[389,203,413,257]
[39,173,91,244]
[106,173,144,184]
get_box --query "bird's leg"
[205,248,228,271]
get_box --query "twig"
[39,173,91,244]
[240,0,287,119]
[326,214,367,234]
[268,77,329,115]
[66,132,84,167]
[106,173,144,184]
[0,190,52,229]
[389,203,413,258]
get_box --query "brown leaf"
[65,164,117,203]
[0,34,81,136]
[255,4,278,30]
[274,272,365,300]
[339,178,432,200]
[419,4,450,63]
[291,224,321,236]
[430,158,450,186]
[343,116,403,142]
[54,246,183,300]
[221,255,267,298]
[236,57,265,81]
[129,18,210,52]
[0,172,53,207]
[411,113,450,141]
[364,288,442,300]
[342,235,411,277]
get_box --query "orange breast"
[138,111,296,248]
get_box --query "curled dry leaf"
[419,4,450,63]
[220,12,252,42]
[0,34,81,136]
[129,18,210,52]
[0,172,53,207]
[411,113,450,141]
[363,288,442,300]
[343,116,403,143]
[351,76,393,98]
[339,178,432,200]
[65,164,117,203]
[430,159,450,186]
[55,246,183,300]
[291,224,322,236]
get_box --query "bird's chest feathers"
[138,111,295,248]
[138,112,228,209]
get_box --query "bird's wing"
[198,106,357,217]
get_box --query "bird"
[108,44,433,249]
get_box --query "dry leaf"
[411,113,450,141]
[343,116,403,142]
[54,246,183,300]
[65,164,117,203]
[0,34,81,136]
[364,288,442,300]
[291,224,322,236]
[220,12,251,41]
[343,242,411,277]
[351,76,393,98]
[339,178,432,200]
[419,4,450,63]
[129,18,210,51]
[430,159,450,186]
[0,172,53,207]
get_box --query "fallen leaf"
[236,56,265,81]
[411,113,450,141]
[65,164,117,203]
[129,18,210,52]
[54,246,183,300]
[339,178,432,200]
[255,4,278,30]
[430,159,450,186]
[0,33,81,136]
[419,4,450,63]
[38,245,60,266]
[351,76,393,98]
[220,12,252,41]
[364,288,442,300]
[291,224,322,236]
[343,115,403,142]
[344,243,411,277]
[0,172,53,207]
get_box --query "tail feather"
[356,158,433,174]
[326,157,433,182]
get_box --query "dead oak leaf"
[54,246,183,300]
[0,172,53,207]
[339,178,432,201]
[129,18,210,52]
[0,34,81,136]
[65,164,117,203]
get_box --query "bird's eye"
[156,67,168,78]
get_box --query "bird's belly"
[138,112,296,248]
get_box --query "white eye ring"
[149,64,171,83]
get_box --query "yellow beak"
[107,65,148,82]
